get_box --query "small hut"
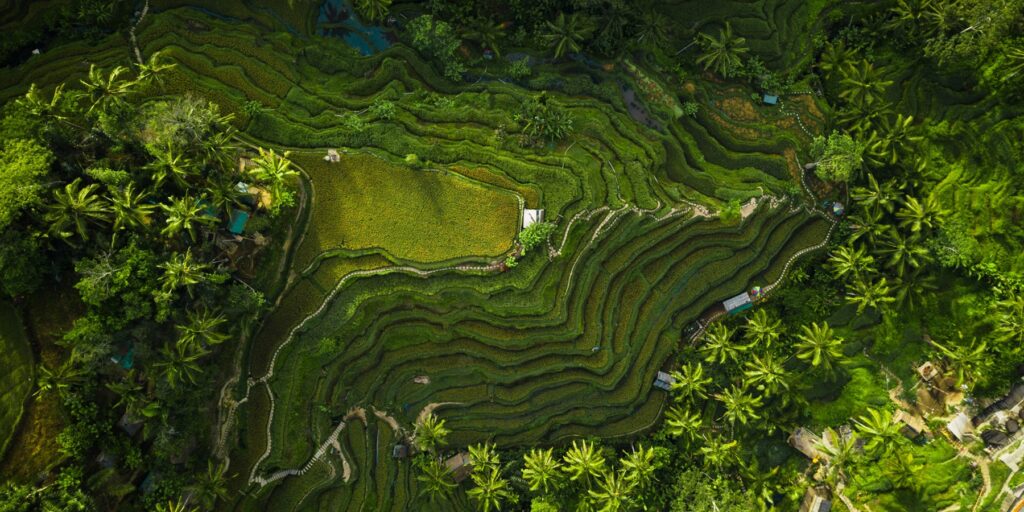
[653,371,676,391]
[723,292,753,315]
[324,149,341,163]
[894,410,928,440]
[789,427,826,461]
[392,443,409,459]
[947,412,974,442]
[522,209,545,229]
[917,361,939,382]
[229,210,250,235]
[763,94,779,106]
[444,451,473,483]
[982,430,1010,448]
[799,486,832,512]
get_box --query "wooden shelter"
[789,427,825,461]
[444,451,473,483]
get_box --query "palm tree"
[695,22,749,78]
[161,194,217,242]
[743,352,789,395]
[541,12,596,60]
[664,405,703,441]
[187,461,230,511]
[633,8,671,51]
[561,439,606,486]
[668,361,712,403]
[879,230,931,277]
[354,0,391,23]
[177,308,229,350]
[45,178,112,242]
[996,294,1024,344]
[80,64,137,113]
[147,143,197,190]
[839,60,892,107]
[154,342,208,388]
[109,183,156,232]
[467,466,511,512]
[135,51,176,87]
[416,458,456,503]
[619,444,657,489]
[794,322,844,372]
[836,98,893,136]
[829,244,876,282]
[699,435,738,470]
[847,276,896,314]
[846,206,890,248]
[854,408,901,457]
[34,361,85,399]
[159,249,211,295]
[587,470,634,512]
[414,413,449,453]
[461,17,506,57]
[928,336,989,387]
[107,370,146,414]
[816,428,860,486]
[896,194,945,233]
[851,173,901,215]
[891,270,937,311]
[868,113,923,166]
[522,448,562,494]
[715,385,763,426]
[701,324,745,365]
[249,148,299,201]
[206,177,246,222]
[18,83,72,122]
[744,309,783,348]
[817,40,855,80]
[469,442,500,473]
[154,498,198,512]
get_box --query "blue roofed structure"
[723,292,753,314]
[229,210,250,235]
[763,94,779,105]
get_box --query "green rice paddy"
[0,302,33,460]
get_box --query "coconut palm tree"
[668,361,712,403]
[541,12,596,60]
[177,308,229,350]
[851,173,902,215]
[633,8,671,51]
[469,442,500,473]
[34,361,85,399]
[836,98,894,136]
[461,17,506,57]
[839,60,892,107]
[414,413,449,453]
[80,64,137,113]
[695,22,748,77]
[159,249,211,295]
[561,439,606,486]
[829,244,876,282]
[879,230,931,277]
[160,194,217,242]
[468,466,511,512]
[207,177,246,222]
[816,428,860,486]
[995,294,1024,344]
[846,206,890,248]
[154,342,208,388]
[817,40,855,80]
[715,385,763,426]
[154,498,197,512]
[743,309,783,348]
[847,276,896,314]
[587,470,634,512]
[664,405,703,441]
[146,143,197,190]
[522,447,562,494]
[45,178,112,242]
[701,324,745,366]
[743,352,790,395]
[854,408,901,457]
[886,0,937,39]
[135,51,176,88]
[417,458,456,503]
[249,147,299,201]
[928,335,989,387]
[108,182,156,232]
[106,370,146,415]
[619,444,657,490]
[896,194,945,233]
[891,270,937,311]
[794,322,844,372]
[699,435,738,470]
[868,113,923,166]
[187,461,231,511]
[354,0,391,23]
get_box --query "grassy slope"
[0,302,33,460]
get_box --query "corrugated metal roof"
[723,292,752,312]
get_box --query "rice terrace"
[2,0,1024,511]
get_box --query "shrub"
[514,94,574,144]
[519,221,556,255]
[369,99,396,120]
[506,58,531,79]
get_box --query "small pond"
[317,0,393,56]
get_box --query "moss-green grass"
[293,152,519,266]
[0,302,33,460]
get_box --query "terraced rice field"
[0,302,33,460]
[0,4,836,510]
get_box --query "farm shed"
[947,412,973,442]
[789,427,825,461]
[522,209,544,229]
[444,451,473,483]
[723,292,752,314]
[799,486,832,512]
[229,210,250,235]
[653,371,676,391]
[763,94,779,105]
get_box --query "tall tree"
[809,131,865,183]
[854,408,901,458]
[715,385,763,426]
[160,194,217,242]
[829,244,876,282]
[668,361,712,403]
[414,413,449,453]
[541,12,596,60]
[664,405,703,442]
[354,0,391,23]
[699,435,739,470]
[34,361,85,399]
[153,342,208,388]
[461,17,506,56]
[896,194,945,233]
[587,470,634,512]
[619,444,657,490]
[847,276,895,313]
[743,309,783,348]
[187,461,230,511]
[522,447,562,494]
[158,249,211,295]
[416,458,456,504]
[743,352,790,395]
[108,182,156,232]
[695,22,749,77]
[794,322,844,372]
[176,308,229,350]
[839,60,893,107]
[561,439,606,487]
[700,324,745,365]
[0,138,52,233]
[45,178,112,243]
